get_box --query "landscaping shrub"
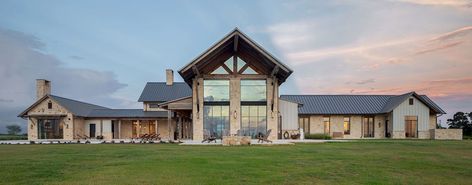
[0,134,27,140]
[305,133,332,140]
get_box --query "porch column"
[155,120,158,135]
[118,120,121,139]
[137,120,140,138]
[178,115,182,140]
[168,111,172,141]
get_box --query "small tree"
[447,112,472,136]
[6,125,22,135]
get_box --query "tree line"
[447,112,472,136]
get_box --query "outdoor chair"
[257,129,273,143]
[201,130,217,143]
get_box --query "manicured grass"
[0,140,471,185]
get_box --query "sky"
[0,0,471,133]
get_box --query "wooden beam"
[271,66,279,77]
[233,55,237,74]
[192,65,200,77]
[233,34,239,52]
[221,63,233,74]
[238,64,249,74]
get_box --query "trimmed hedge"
[305,133,332,140]
[0,135,28,140]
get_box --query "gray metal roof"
[19,94,110,117]
[49,95,110,117]
[138,82,192,102]
[280,92,445,115]
[87,109,168,118]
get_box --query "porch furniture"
[257,129,273,143]
[202,130,217,143]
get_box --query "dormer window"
[409,98,414,105]
[47,101,52,109]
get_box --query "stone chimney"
[36,79,51,99]
[166,69,174,85]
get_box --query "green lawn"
[0,140,471,185]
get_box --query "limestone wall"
[431,129,462,140]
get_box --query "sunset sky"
[0,0,471,132]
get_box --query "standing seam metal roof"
[138,82,192,102]
[280,93,445,115]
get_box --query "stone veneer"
[431,129,462,140]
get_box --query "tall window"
[299,117,310,134]
[323,116,330,134]
[409,98,414,105]
[203,80,230,138]
[405,116,418,138]
[38,119,63,139]
[344,117,351,135]
[240,80,267,138]
[363,116,374,138]
[241,80,266,101]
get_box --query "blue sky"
[0,0,471,133]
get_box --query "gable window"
[209,56,260,75]
[409,98,414,105]
[344,117,350,135]
[47,101,52,109]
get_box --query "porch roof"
[86,109,168,118]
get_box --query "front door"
[405,116,418,138]
[89,124,96,138]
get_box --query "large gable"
[178,28,293,85]
[19,95,109,117]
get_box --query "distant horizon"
[1,0,471,133]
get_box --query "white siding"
[85,119,112,137]
[392,96,430,131]
[279,99,298,130]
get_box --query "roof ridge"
[50,94,109,109]
[146,82,186,84]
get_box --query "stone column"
[137,120,140,138]
[118,120,121,139]
[266,78,279,141]
[192,78,204,140]
[229,77,241,136]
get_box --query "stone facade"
[26,97,71,140]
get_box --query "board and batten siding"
[279,99,299,130]
[392,96,430,132]
[85,119,113,139]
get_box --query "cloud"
[0,28,128,133]
[416,26,472,55]
[69,55,84,60]
[396,0,472,8]
[263,1,472,127]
